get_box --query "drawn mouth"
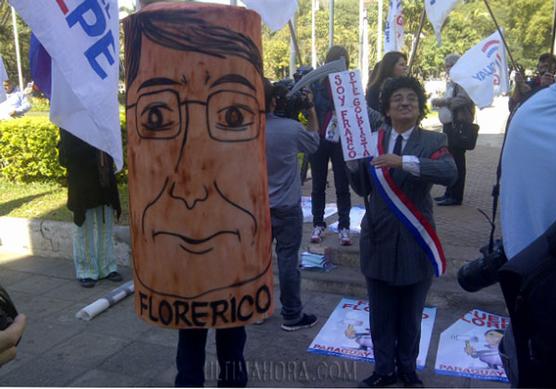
[152,229,241,255]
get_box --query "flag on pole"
[242,0,298,32]
[449,31,510,109]
[8,0,123,170]
[384,0,404,53]
[0,55,8,103]
[425,0,461,44]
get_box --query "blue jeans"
[271,205,303,323]
[175,327,247,387]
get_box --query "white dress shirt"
[388,127,420,176]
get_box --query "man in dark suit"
[349,77,457,387]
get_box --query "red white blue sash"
[367,130,447,276]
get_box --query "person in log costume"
[124,3,272,387]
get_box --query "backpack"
[498,220,556,387]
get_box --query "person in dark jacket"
[349,77,457,387]
[58,129,122,288]
[309,45,353,246]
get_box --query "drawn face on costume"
[124,4,272,328]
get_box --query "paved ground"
[0,99,511,387]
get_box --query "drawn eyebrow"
[210,74,255,91]
[139,77,180,91]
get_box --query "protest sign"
[435,308,509,382]
[450,31,510,109]
[328,70,375,161]
[308,298,436,369]
[9,0,122,170]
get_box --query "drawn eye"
[208,90,260,142]
[135,90,181,139]
[216,104,254,131]
[142,103,176,131]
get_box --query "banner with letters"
[449,31,510,109]
[308,298,436,369]
[9,0,123,170]
[328,70,375,161]
[384,0,404,53]
[435,309,509,382]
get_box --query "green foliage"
[0,117,65,182]
[0,115,128,184]
[262,0,554,81]
[0,1,31,83]
[29,97,50,112]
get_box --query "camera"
[0,285,18,331]
[457,239,507,292]
[273,66,314,120]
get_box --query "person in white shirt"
[0,80,31,120]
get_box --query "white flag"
[425,0,461,44]
[449,31,510,109]
[9,0,122,170]
[384,0,404,53]
[242,0,298,32]
[0,55,7,103]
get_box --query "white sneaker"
[339,228,352,246]
[311,226,326,243]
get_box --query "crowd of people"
[1,4,555,386]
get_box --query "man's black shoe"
[358,372,397,387]
[105,271,123,282]
[398,371,424,388]
[78,278,96,288]
[436,197,461,206]
[434,195,447,202]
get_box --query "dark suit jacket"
[350,126,457,285]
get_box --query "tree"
[0,0,31,84]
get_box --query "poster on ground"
[308,298,436,369]
[301,196,338,223]
[328,205,366,234]
[435,308,509,383]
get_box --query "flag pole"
[329,0,334,48]
[551,0,556,56]
[482,0,518,70]
[11,6,24,92]
[407,7,426,75]
[377,0,383,60]
[288,20,303,67]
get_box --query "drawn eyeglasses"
[127,89,263,142]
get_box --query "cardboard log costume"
[124,2,273,329]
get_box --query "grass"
[0,178,130,225]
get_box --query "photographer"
[497,80,556,386]
[509,53,556,112]
[264,79,320,331]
